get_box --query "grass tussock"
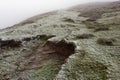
[94,26,109,32]
[62,18,75,23]
[76,33,95,39]
[19,20,35,26]
[97,38,116,46]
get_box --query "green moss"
[30,60,61,80]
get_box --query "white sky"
[0,0,118,29]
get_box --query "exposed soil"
[23,38,76,70]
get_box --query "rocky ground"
[0,1,120,80]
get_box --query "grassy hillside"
[0,1,120,80]
[70,1,120,19]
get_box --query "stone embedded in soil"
[43,37,76,56]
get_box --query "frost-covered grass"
[0,9,120,80]
[29,60,61,80]
[97,11,120,25]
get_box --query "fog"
[0,0,118,29]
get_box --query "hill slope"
[0,1,120,80]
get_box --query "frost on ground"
[0,1,120,80]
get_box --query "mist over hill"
[0,0,118,29]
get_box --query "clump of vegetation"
[0,39,22,49]
[94,26,109,32]
[22,34,56,41]
[20,20,35,26]
[97,38,116,46]
[32,25,38,28]
[86,18,96,21]
[83,19,110,31]
[82,20,96,29]
[76,33,95,39]
[62,18,75,23]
